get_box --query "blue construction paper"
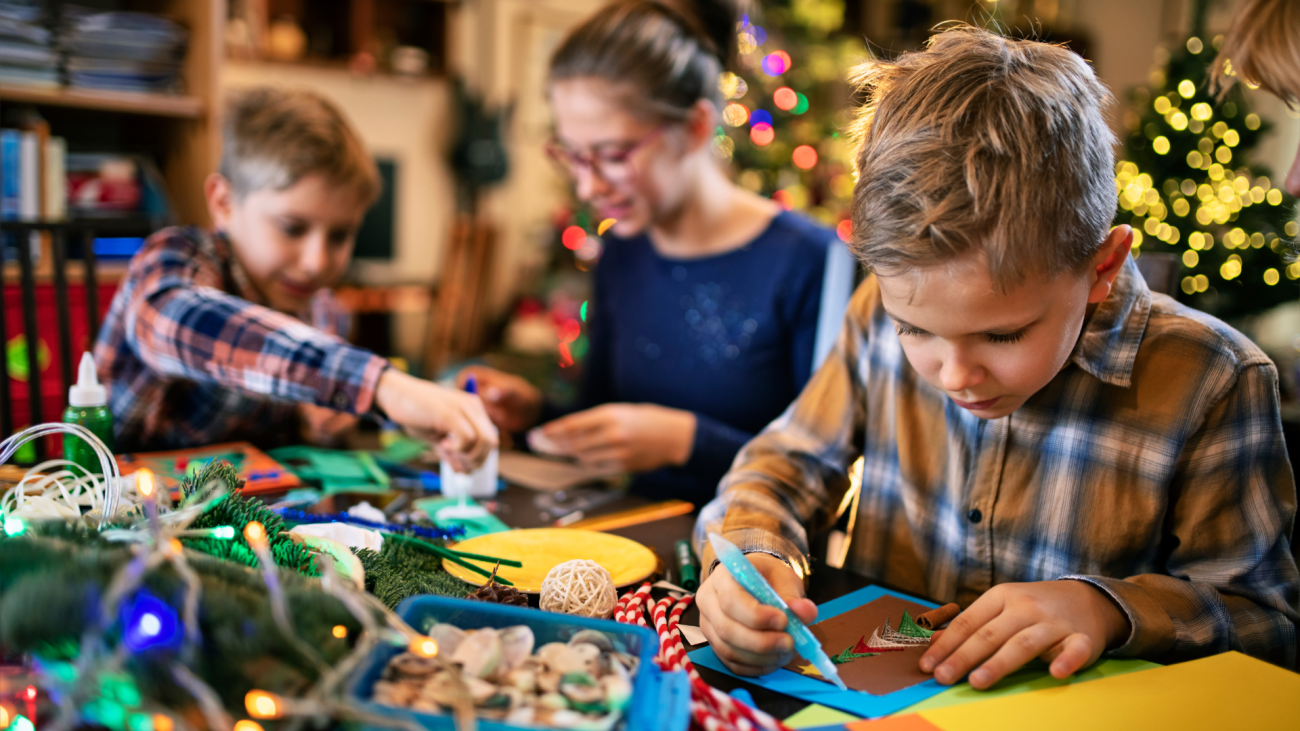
[729,688,756,707]
[688,585,946,718]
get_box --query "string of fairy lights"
[1116,35,1298,298]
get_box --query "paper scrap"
[498,450,621,492]
[901,658,1157,714]
[676,623,707,646]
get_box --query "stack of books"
[0,1,58,88]
[1,123,66,223]
[64,10,188,94]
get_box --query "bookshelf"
[1,0,225,228]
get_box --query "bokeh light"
[750,123,775,146]
[722,102,749,127]
[792,93,809,115]
[332,625,348,639]
[792,145,818,169]
[561,226,587,250]
[771,190,793,210]
[761,50,791,76]
[773,87,798,111]
[245,691,281,720]
[1177,79,1196,98]
[749,109,773,127]
[836,220,852,242]
[409,636,439,658]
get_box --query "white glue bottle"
[436,376,496,520]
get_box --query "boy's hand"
[456,365,543,434]
[299,404,358,447]
[376,369,499,472]
[919,580,1130,689]
[696,553,817,676]
[536,403,696,472]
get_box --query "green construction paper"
[413,497,510,539]
[784,703,862,729]
[321,481,393,496]
[899,658,1159,714]
[381,435,430,463]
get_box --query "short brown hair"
[220,86,379,203]
[1212,0,1300,105]
[848,26,1117,289]
[549,0,748,120]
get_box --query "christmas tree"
[1115,0,1297,320]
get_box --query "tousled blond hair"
[1212,0,1300,105]
[220,87,379,204]
[848,26,1117,289]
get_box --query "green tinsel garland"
[354,536,471,609]
[178,462,319,576]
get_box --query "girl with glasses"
[460,0,838,508]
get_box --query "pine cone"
[471,562,529,606]
[472,582,528,606]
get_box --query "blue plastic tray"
[345,595,691,731]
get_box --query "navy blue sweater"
[567,210,832,507]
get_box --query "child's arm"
[122,233,496,468]
[922,361,1299,686]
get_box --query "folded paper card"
[689,585,947,718]
[785,594,937,695]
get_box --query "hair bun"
[660,0,750,71]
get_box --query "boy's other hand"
[376,369,499,472]
[696,552,817,676]
[536,403,696,472]
[919,580,1130,689]
[456,366,543,434]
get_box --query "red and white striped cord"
[617,583,793,731]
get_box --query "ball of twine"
[539,559,617,618]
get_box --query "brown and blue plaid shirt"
[697,258,1299,668]
[95,227,387,452]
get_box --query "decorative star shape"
[795,661,823,678]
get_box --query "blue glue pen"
[707,532,848,691]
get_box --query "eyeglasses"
[544,126,666,183]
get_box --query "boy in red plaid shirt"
[96,87,495,470]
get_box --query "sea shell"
[427,623,467,657]
[499,625,537,675]
[567,629,614,652]
[452,627,503,678]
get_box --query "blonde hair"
[1212,0,1300,105]
[847,26,1117,289]
[220,87,380,203]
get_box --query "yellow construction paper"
[784,703,861,729]
[916,652,1300,731]
[443,528,658,593]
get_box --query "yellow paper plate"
[443,528,659,593]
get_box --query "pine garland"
[0,523,366,713]
[354,535,472,609]
[179,462,319,576]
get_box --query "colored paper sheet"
[688,585,948,718]
[847,716,944,731]
[785,595,936,695]
[901,658,1157,713]
[413,497,510,539]
[783,703,861,729]
[912,651,1300,731]
[117,441,300,496]
[728,688,756,707]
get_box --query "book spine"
[19,130,39,221]
[46,137,67,221]
[1,129,19,221]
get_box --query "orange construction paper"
[847,715,944,731]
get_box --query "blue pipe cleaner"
[274,508,465,541]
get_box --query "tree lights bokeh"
[1116,19,1297,318]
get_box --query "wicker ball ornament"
[538,559,617,618]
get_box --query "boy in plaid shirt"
[695,26,1299,685]
[96,87,495,470]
